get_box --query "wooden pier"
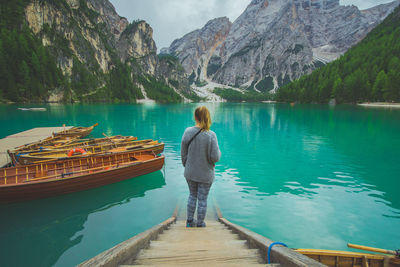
[0,127,72,167]
[79,207,324,267]
[130,220,266,266]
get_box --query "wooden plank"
[216,216,325,267]
[133,221,264,266]
[362,256,369,267]
[0,127,73,167]
[121,264,275,267]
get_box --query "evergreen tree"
[386,57,400,101]
[19,60,30,98]
[0,0,65,102]
[331,76,343,100]
[372,71,388,101]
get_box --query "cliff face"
[23,0,187,102]
[161,17,232,82]
[117,21,158,75]
[25,0,127,74]
[164,0,400,92]
[276,5,400,103]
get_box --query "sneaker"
[197,221,206,227]
[186,219,197,227]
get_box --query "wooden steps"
[78,209,324,267]
[127,220,270,266]
[122,264,279,267]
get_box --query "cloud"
[339,0,395,10]
[109,0,251,50]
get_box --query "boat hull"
[53,123,98,138]
[54,127,93,138]
[16,143,165,165]
[297,249,400,267]
[0,156,164,203]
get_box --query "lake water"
[0,103,399,266]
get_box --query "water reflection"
[212,104,400,207]
[215,165,400,251]
[0,103,399,264]
[212,103,400,251]
[277,104,400,210]
[0,172,165,267]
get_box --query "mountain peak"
[204,16,231,27]
[166,0,399,93]
[294,0,340,10]
[162,16,232,80]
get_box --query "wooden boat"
[41,135,138,150]
[12,141,164,165]
[17,107,46,111]
[0,151,165,203]
[53,123,98,138]
[297,248,400,267]
[9,136,144,159]
[39,136,143,152]
[10,135,138,155]
[107,141,164,154]
[11,135,79,153]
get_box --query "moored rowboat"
[10,135,138,155]
[296,249,400,267]
[0,151,164,203]
[10,140,163,165]
[12,135,79,153]
[53,123,98,138]
[42,135,138,150]
[39,137,148,153]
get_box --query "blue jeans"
[186,180,212,225]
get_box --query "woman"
[181,106,221,227]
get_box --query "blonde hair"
[195,106,211,131]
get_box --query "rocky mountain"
[163,0,400,92]
[276,5,400,103]
[1,0,189,103]
[161,17,232,84]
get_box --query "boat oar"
[348,243,400,257]
[102,133,117,147]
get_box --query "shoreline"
[2,101,400,106]
[357,102,400,108]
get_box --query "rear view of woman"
[181,106,221,227]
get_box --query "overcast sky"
[109,0,396,51]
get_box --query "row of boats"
[0,123,165,203]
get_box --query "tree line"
[213,88,273,102]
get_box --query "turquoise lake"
[0,103,399,266]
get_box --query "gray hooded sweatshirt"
[181,126,221,184]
